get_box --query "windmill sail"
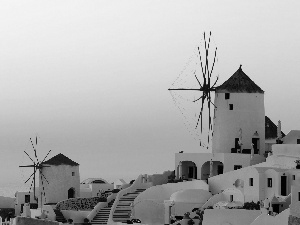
[169,32,219,150]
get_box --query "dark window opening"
[225,93,230,99]
[297,139,300,144]
[293,175,296,180]
[234,165,242,170]
[249,178,253,186]
[230,195,233,202]
[217,165,223,175]
[252,138,259,154]
[229,104,233,110]
[268,178,272,187]
[72,172,75,176]
[298,192,300,201]
[25,195,30,203]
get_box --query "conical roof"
[216,66,264,93]
[42,153,79,166]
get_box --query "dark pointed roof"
[216,65,264,93]
[42,153,79,166]
[265,116,285,139]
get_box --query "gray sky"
[0,0,300,187]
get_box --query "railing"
[0,217,13,225]
[86,193,117,221]
[107,175,152,224]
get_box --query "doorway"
[281,176,287,196]
[68,188,75,199]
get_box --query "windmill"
[169,31,219,148]
[19,136,51,206]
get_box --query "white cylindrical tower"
[212,66,265,155]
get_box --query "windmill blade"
[194,73,203,89]
[193,96,204,103]
[211,75,219,89]
[41,150,52,164]
[19,165,36,167]
[40,171,50,184]
[197,47,206,85]
[28,175,34,193]
[24,170,36,184]
[30,138,37,160]
[24,151,35,163]
[209,47,218,78]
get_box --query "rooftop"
[42,153,79,166]
[265,116,285,139]
[216,65,264,93]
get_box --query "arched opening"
[201,161,223,180]
[68,188,75,199]
[178,161,197,180]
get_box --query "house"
[282,130,300,144]
[80,178,113,197]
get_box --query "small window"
[72,172,75,176]
[297,139,300,144]
[268,178,272,187]
[298,192,300,201]
[249,178,253,186]
[225,93,230,99]
[234,165,242,170]
[230,195,233,202]
[25,195,30,203]
[229,104,233,110]
[293,175,296,180]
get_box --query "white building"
[80,178,114,197]
[175,66,266,181]
[39,153,80,207]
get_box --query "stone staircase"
[54,209,67,223]
[112,188,146,223]
[91,199,115,225]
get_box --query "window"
[229,104,233,110]
[297,139,300,144]
[234,165,242,170]
[293,175,296,180]
[25,195,30,203]
[72,172,75,176]
[249,178,253,186]
[225,93,230,99]
[230,195,233,202]
[268,178,272,187]
[298,192,300,201]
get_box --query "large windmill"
[19,136,51,205]
[169,31,219,148]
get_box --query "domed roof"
[170,189,211,203]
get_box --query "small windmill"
[169,31,219,147]
[19,136,51,205]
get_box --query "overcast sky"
[0,0,300,189]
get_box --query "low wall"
[61,210,91,223]
[203,209,260,225]
[55,196,106,210]
[251,208,289,225]
[14,217,59,225]
[134,200,164,225]
[134,180,208,205]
